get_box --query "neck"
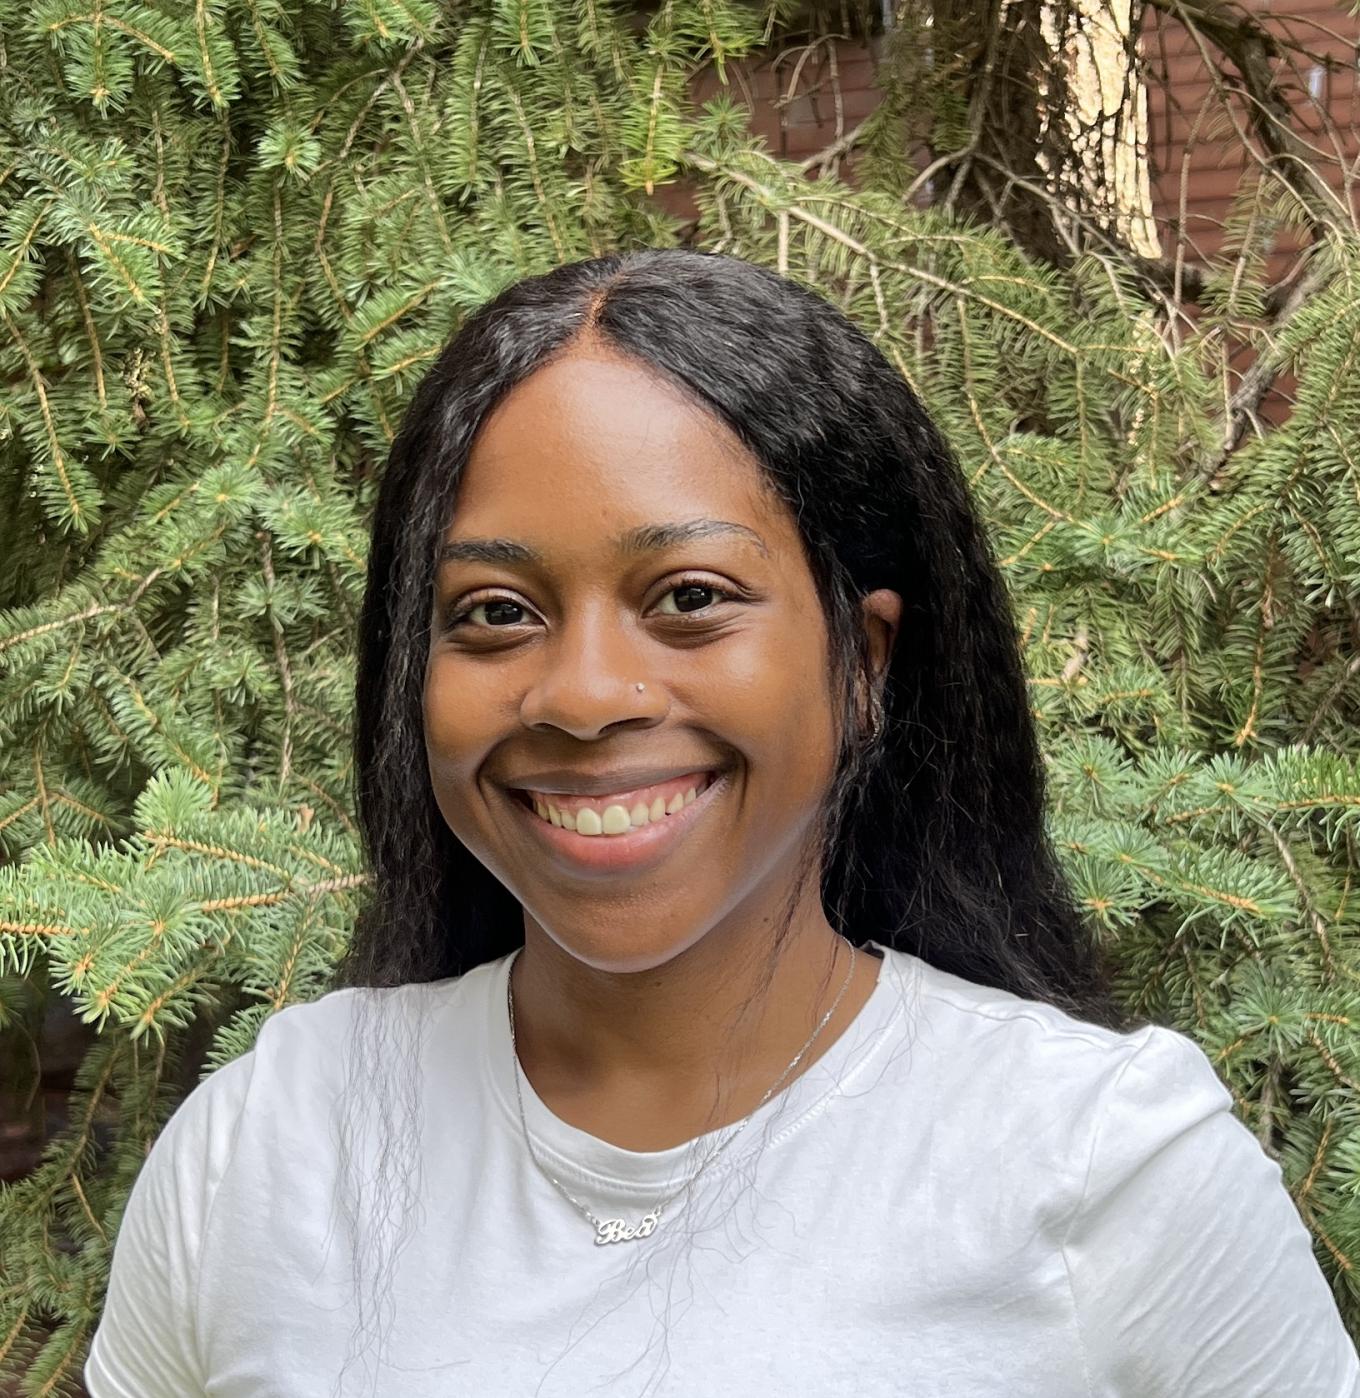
[508,906,881,1151]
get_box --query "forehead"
[451,352,783,547]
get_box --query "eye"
[444,595,533,630]
[441,575,742,633]
[654,576,738,617]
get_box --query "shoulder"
[898,947,1206,1088]
[155,969,493,1169]
[246,961,502,1063]
[885,948,1228,1191]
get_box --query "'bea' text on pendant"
[594,1212,660,1245]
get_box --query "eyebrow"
[437,518,770,565]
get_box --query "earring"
[635,682,646,692]
[860,682,885,742]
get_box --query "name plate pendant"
[594,1212,661,1245]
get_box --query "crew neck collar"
[481,940,914,1194]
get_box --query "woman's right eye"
[446,595,531,629]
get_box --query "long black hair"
[326,247,1137,1393]
[337,246,1128,1032]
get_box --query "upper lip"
[503,766,720,796]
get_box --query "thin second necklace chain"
[507,938,859,1247]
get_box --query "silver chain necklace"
[507,939,859,1247]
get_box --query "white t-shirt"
[86,940,1360,1397]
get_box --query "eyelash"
[443,575,741,632]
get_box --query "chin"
[527,920,717,976]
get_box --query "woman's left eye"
[445,578,737,631]
[654,580,735,616]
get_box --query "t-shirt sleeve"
[84,1049,257,1398]
[1062,1024,1360,1397]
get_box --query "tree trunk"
[899,0,1158,264]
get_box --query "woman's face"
[425,347,895,974]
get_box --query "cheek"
[706,627,839,788]
[422,661,496,848]
[422,653,492,786]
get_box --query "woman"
[87,249,1359,1396]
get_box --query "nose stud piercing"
[635,682,645,692]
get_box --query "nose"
[517,607,668,740]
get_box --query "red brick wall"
[1144,0,1360,273]
[658,16,1358,278]
[652,18,1352,427]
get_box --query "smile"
[505,770,729,874]
[521,771,716,834]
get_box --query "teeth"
[530,782,707,836]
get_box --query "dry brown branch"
[1143,0,1354,235]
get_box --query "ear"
[856,589,902,735]
[861,588,902,689]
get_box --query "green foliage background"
[1,0,1359,1388]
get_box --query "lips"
[505,768,730,874]
[517,770,715,824]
